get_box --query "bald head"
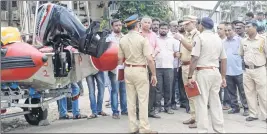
[141,16,152,31]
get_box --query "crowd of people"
[55,10,267,134]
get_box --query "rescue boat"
[1,27,48,81]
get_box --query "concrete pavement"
[5,96,267,133]
[2,80,267,133]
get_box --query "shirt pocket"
[243,44,249,52]
[166,42,174,52]
[251,43,262,53]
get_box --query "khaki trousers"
[243,66,267,119]
[182,65,196,120]
[195,68,225,133]
[124,66,151,133]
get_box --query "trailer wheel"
[23,98,48,125]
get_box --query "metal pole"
[32,1,39,45]
[208,1,222,18]
[77,1,80,17]
[86,1,90,25]
[7,0,12,26]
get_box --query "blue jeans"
[118,81,127,113]
[107,71,128,114]
[58,83,80,117]
[86,71,105,114]
[104,71,112,100]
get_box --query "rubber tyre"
[23,98,48,125]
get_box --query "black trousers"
[171,68,180,105]
[155,68,173,110]
[226,74,248,110]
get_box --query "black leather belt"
[245,64,265,69]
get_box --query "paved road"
[2,81,267,133]
[5,98,267,133]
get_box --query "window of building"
[1,1,7,11]
[12,1,17,7]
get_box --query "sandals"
[87,114,98,119]
[59,115,72,120]
[98,111,108,116]
[73,114,88,120]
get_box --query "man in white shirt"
[105,19,128,119]
[155,21,180,114]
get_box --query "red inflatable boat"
[91,42,119,71]
[1,42,48,81]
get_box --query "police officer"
[118,14,158,134]
[239,21,267,122]
[174,15,200,128]
[187,17,227,133]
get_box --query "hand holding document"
[184,81,201,98]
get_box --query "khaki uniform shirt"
[180,28,200,62]
[118,31,152,65]
[239,34,267,66]
[192,30,227,67]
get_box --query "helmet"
[1,27,22,45]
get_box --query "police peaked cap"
[124,14,140,27]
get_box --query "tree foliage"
[111,1,172,33]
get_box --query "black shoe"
[180,104,186,108]
[121,112,128,115]
[148,114,161,118]
[228,109,240,114]
[246,116,258,121]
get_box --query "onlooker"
[256,12,266,30]
[168,21,178,37]
[155,21,180,114]
[217,22,227,40]
[86,71,108,119]
[170,20,183,110]
[224,23,249,116]
[140,16,161,119]
[106,19,128,119]
[245,12,254,22]
[58,83,87,119]
[234,20,247,38]
[217,22,231,110]
[151,18,161,35]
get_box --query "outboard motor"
[35,3,111,77]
